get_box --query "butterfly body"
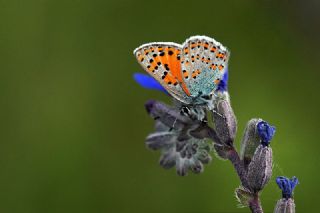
[134,36,229,109]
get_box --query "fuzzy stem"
[202,121,265,212]
[226,147,249,189]
[226,146,264,213]
[249,195,263,213]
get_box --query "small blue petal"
[257,121,276,146]
[133,73,167,94]
[276,176,299,199]
[217,67,228,92]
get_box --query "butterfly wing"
[134,42,192,104]
[180,36,230,101]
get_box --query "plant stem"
[226,147,264,213]
[226,147,249,189]
[248,194,263,213]
[190,119,265,213]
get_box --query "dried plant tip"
[176,157,188,176]
[144,100,192,130]
[212,99,237,145]
[190,160,204,174]
[145,131,177,150]
[150,133,212,176]
[240,118,263,167]
[235,186,254,207]
[247,145,273,192]
[276,176,299,199]
[196,149,212,164]
[159,148,176,169]
[154,120,170,132]
[274,198,295,213]
[191,124,223,145]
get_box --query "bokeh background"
[0,0,319,212]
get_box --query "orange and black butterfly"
[133,35,229,109]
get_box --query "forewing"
[134,42,192,104]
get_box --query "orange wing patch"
[157,46,190,95]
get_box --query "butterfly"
[133,35,230,109]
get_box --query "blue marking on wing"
[217,67,228,92]
[133,73,167,94]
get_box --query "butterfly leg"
[168,117,177,132]
[180,106,191,117]
[212,108,225,119]
[179,105,207,122]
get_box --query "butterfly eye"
[201,95,211,100]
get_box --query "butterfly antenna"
[213,143,223,147]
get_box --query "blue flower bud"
[133,73,167,94]
[217,67,228,92]
[257,121,276,146]
[276,176,299,199]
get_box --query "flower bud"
[189,158,204,174]
[145,100,193,131]
[240,119,276,168]
[145,131,177,150]
[257,121,276,146]
[196,148,212,164]
[176,155,189,176]
[274,176,298,212]
[174,138,212,176]
[240,118,263,167]
[235,186,254,207]
[148,131,212,176]
[276,176,299,199]
[216,67,229,93]
[274,198,295,213]
[247,144,273,192]
[154,120,169,132]
[159,147,177,169]
[212,99,237,145]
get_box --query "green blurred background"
[0,0,319,212]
